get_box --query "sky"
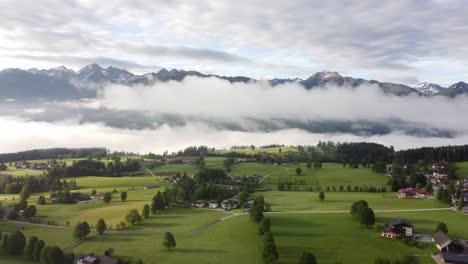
[2,0,468,154]
[1,0,468,86]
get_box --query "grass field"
[73,215,263,264]
[456,161,468,179]
[261,163,390,190]
[269,213,436,264]
[257,191,448,211]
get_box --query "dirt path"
[63,239,85,252]
[259,166,289,183]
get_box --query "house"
[380,227,401,239]
[221,198,239,209]
[433,163,446,171]
[208,200,218,209]
[398,188,431,199]
[195,200,206,208]
[441,253,468,264]
[390,218,413,237]
[433,231,452,251]
[434,172,449,178]
[75,254,120,264]
[144,183,158,190]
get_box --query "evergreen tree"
[6,230,26,255]
[296,167,303,176]
[259,217,271,235]
[319,191,325,201]
[96,219,107,235]
[103,192,112,204]
[120,191,127,202]
[142,204,150,219]
[436,222,448,234]
[40,246,65,264]
[263,232,279,263]
[32,240,45,261]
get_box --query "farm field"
[269,213,438,264]
[261,163,390,190]
[73,215,263,264]
[258,191,448,211]
[456,161,468,179]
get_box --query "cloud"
[1,75,468,153]
[1,116,467,154]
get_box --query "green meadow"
[456,161,468,179]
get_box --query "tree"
[40,246,65,264]
[425,182,433,193]
[96,218,107,235]
[448,182,456,195]
[458,197,464,211]
[103,192,112,204]
[23,205,37,219]
[359,207,375,227]
[24,235,38,259]
[2,234,8,251]
[32,240,45,261]
[120,191,127,202]
[19,184,31,201]
[91,189,97,196]
[350,200,368,216]
[142,204,150,219]
[125,209,143,225]
[259,217,271,235]
[162,232,176,250]
[73,221,91,240]
[6,230,26,255]
[372,161,387,174]
[298,252,317,264]
[296,167,303,176]
[436,222,448,234]
[37,196,46,205]
[263,232,279,263]
[250,196,265,223]
[319,191,325,201]
[306,161,312,169]
[151,191,164,214]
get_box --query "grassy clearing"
[270,213,436,264]
[73,215,262,264]
[456,161,468,179]
[216,146,299,155]
[258,191,448,211]
[262,163,389,190]
[74,176,161,190]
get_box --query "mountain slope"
[413,82,445,96]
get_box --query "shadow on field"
[176,248,226,254]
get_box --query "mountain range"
[1,64,467,100]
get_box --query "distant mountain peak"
[413,82,445,96]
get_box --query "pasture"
[257,191,448,211]
[456,161,468,179]
[261,162,390,190]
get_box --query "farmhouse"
[441,253,468,264]
[398,188,431,199]
[208,200,219,209]
[433,163,446,171]
[381,218,413,239]
[221,198,239,209]
[195,200,206,208]
[433,231,452,251]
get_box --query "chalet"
[433,231,452,251]
[380,227,401,239]
[434,172,449,178]
[208,200,218,209]
[221,198,239,209]
[398,188,431,199]
[390,218,413,237]
[195,200,206,208]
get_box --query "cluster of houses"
[397,188,432,199]
[380,218,468,263]
[14,159,62,172]
[194,197,255,211]
[75,254,120,264]
[433,231,468,264]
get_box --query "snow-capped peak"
[413,82,445,96]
